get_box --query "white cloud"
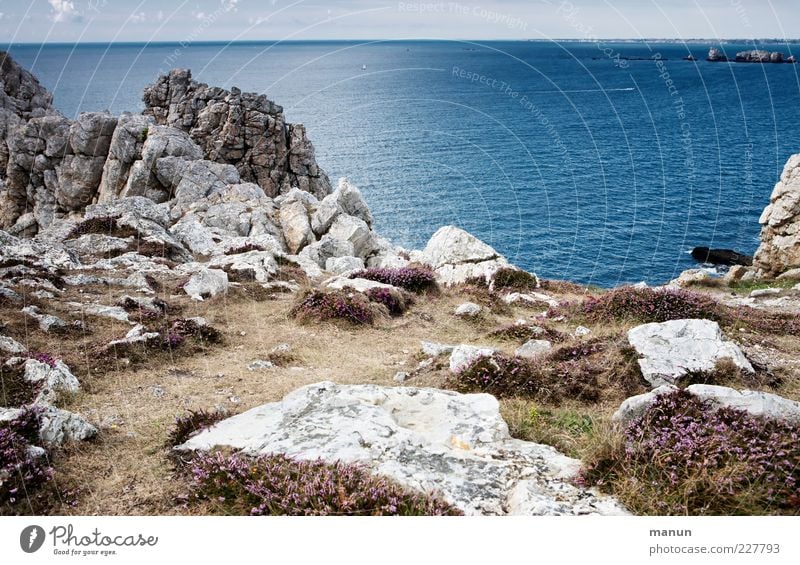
[156,10,164,22]
[48,0,80,23]
[195,11,207,20]
[130,11,146,23]
[223,0,239,13]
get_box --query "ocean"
[7,40,800,286]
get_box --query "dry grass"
[2,274,799,516]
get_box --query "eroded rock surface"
[627,319,753,387]
[178,381,628,516]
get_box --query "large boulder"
[627,319,754,387]
[182,268,229,300]
[278,199,314,254]
[754,153,800,277]
[419,226,510,285]
[326,214,377,259]
[330,177,373,227]
[178,381,628,516]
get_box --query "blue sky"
[0,0,797,43]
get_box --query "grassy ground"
[2,276,799,515]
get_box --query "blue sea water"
[7,40,800,286]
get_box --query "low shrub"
[539,279,590,294]
[0,407,53,510]
[224,243,267,255]
[488,323,566,344]
[290,289,376,326]
[67,216,138,240]
[26,352,57,368]
[167,409,229,447]
[491,268,539,291]
[365,287,410,317]
[557,286,722,324]
[450,337,645,403]
[580,390,800,515]
[0,362,39,406]
[451,354,541,398]
[183,450,462,515]
[169,318,222,344]
[350,267,438,294]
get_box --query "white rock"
[325,256,365,275]
[422,226,499,268]
[686,384,800,425]
[515,340,552,359]
[325,276,397,293]
[613,384,800,427]
[36,404,98,446]
[503,292,557,307]
[393,371,409,382]
[300,235,356,269]
[750,287,782,298]
[248,360,275,371]
[776,267,800,280]
[67,302,131,323]
[178,381,627,515]
[433,259,510,286]
[327,214,377,259]
[627,319,754,387]
[169,216,217,256]
[0,404,97,447]
[21,305,67,332]
[332,178,373,227]
[454,302,482,317]
[208,251,278,283]
[669,269,712,287]
[575,326,592,337]
[183,268,229,300]
[108,324,160,347]
[0,336,26,354]
[612,385,679,423]
[24,359,81,404]
[449,344,497,373]
[278,199,314,255]
[420,341,456,357]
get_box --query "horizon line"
[4,37,800,48]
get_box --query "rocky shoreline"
[2,52,800,516]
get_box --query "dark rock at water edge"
[691,246,753,267]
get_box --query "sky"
[0,0,797,44]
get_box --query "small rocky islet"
[1,51,800,516]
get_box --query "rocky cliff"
[0,53,330,237]
[754,153,800,277]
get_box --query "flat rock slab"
[627,319,754,387]
[179,381,627,516]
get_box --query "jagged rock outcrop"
[142,68,331,199]
[0,51,54,119]
[0,52,333,235]
[754,153,800,277]
[178,381,628,516]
